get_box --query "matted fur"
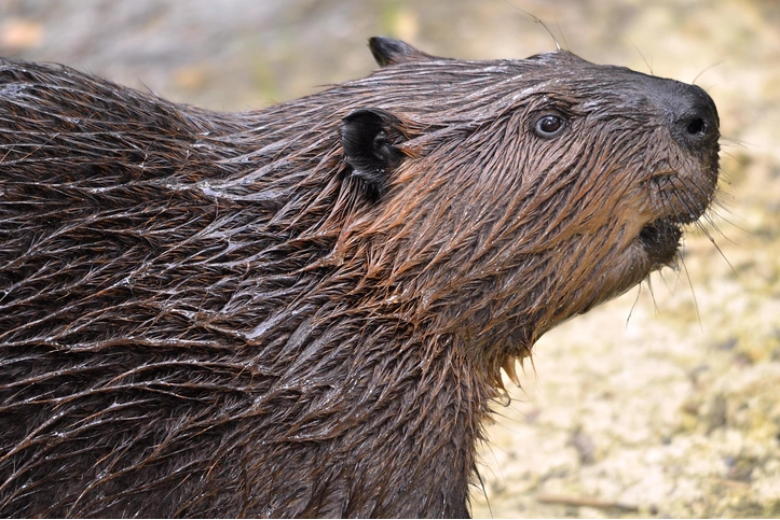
[0,38,718,517]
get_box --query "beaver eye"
[534,114,566,138]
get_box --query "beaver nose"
[663,82,719,149]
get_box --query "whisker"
[646,274,659,317]
[628,37,653,75]
[671,175,737,276]
[627,282,642,328]
[691,61,724,85]
[677,244,702,331]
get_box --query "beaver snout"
[664,82,720,150]
[630,79,719,269]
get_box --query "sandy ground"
[1,0,778,517]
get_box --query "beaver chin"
[638,218,684,268]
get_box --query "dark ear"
[340,109,406,200]
[369,36,436,67]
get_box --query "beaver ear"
[340,108,405,200]
[369,37,436,67]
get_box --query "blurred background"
[1,0,777,517]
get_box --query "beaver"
[0,37,719,518]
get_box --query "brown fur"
[0,38,719,517]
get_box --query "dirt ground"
[1,0,778,517]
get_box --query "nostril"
[655,80,719,147]
[676,110,716,145]
[686,117,707,136]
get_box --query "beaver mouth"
[638,218,683,268]
[637,166,714,268]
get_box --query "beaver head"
[0,38,719,517]
[338,37,719,380]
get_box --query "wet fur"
[0,38,718,517]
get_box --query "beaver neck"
[181,113,499,516]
